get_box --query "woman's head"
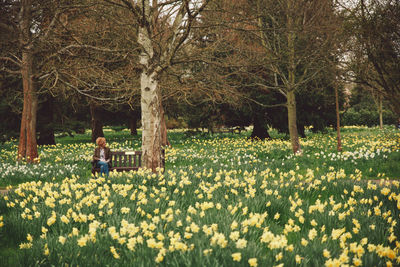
[96,137,106,147]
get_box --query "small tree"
[252,0,341,154]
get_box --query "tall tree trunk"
[18,0,38,163]
[335,83,342,152]
[138,0,163,172]
[90,103,104,143]
[286,0,301,154]
[140,70,163,172]
[287,90,301,154]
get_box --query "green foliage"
[342,109,396,127]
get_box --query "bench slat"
[112,154,117,167]
[111,167,139,171]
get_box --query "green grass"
[0,125,399,266]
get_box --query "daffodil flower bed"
[0,126,399,266]
[1,168,400,266]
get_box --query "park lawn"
[0,126,399,266]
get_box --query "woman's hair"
[96,137,106,146]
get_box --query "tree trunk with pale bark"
[137,0,164,172]
[140,70,163,172]
[134,0,208,172]
[138,23,163,171]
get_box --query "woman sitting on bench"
[93,137,111,177]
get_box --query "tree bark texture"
[90,103,104,143]
[140,70,163,172]
[18,0,38,162]
[138,0,164,172]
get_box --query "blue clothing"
[97,161,109,177]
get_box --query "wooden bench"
[91,150,165,175]
[92,151,142,175]
[213,126,245,134]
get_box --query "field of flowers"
[0,126,399,266]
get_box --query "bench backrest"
[110,151,142,168]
